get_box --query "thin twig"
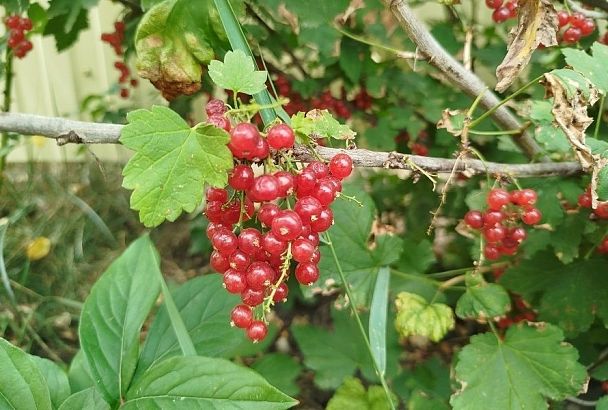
[0,113,584,177]
[381,0,545,160]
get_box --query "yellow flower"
[31,135,47,148]
[26,237,51,261]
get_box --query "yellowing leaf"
[394,292,454,342]
[26,237,51,261]
[495,0,558,92]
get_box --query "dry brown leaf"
[542,72,606,207]
[336,0,364,24]
[278,4,299,34]
[436,109,466,137]
[495,0,558,92]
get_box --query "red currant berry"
[484,244,501,260]
[266,123,295,149]
[208,115,231,132]
[5,16,20,30]
[246,261,274,290]
[241,288,265,307]
[274,171,295,197]
[248,137,270,161]
[492,7,511,23]
[204,201,223,223]
[485,0,503,8]
[484,225,506,243]
[295,170,317,196]
[294,196,324,224]
[578,192,592,208]
[487,188,510,211]
[292,238,316,263]
[521,207,542,225]
[224,269,247,293]
[312,179,338,206]
[263,232,289,256]
[246,320,268,342]
[595,202,608,219]
[306,161,330,179]
[229,250,251,272]
[295,263,320,285]
[483,211,504,227]
[580,19,596,36]
[563,27,582,43]
[303,232,320,246]
[18,17,32,31]
[212,229,238,255]
[272,210,303,241]
[230,123,260,156]
[229,165,254,191]
[238,228,262,255]
[499,245,518,256]
[120,88,129,99]
[569,12,586,28]
[273,282,289,302]
[329,153,353,179]
[310,208,333,233]
[206,98,227,117]
[206,187,228,202]
[258,203,281,227]
[464,210,484,229]
[248,175,279,202]
[509,227,527,242]
[206,222,226,239]
[557,10,570,27]
[230,304,253,328]
[597,238,608,254]
[210,250,230,273]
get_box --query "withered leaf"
[495,0,558,93]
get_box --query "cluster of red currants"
[558,11,596,43]
[464,188,542,260]
[395,129,430,156]
[101,22,138,99]
[202,99,354,342]
[4,15,33,59]
[276,75,353,120]
[485,0,518,23]
[577,187,608,254]
[496,295,536,329]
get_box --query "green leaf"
[563,42,608,94]
[58,388,110,410]
[528,100,571,153]
[291,110,356,141]
[251,353,303,397]
[598,396,608,410]
[136,275,258,378]
[124,356,297,409]
[551,212,587,263]
[455,272,511,320]
[500,253,608,336]
[326,377,396,410]
[450,323,588,410]
[0,338,52,410]
[208,49,268,95]
[396,238,435,274]
[121,106,232,227]
[597,166,608,201]
[548,68,594,100]
[31,356,70,409]
[339,38,365,84]
[79,236,162,405]
[394,292,454,342]
[315,185,402,307]
[369,267,390,376]
[43,8,88,52]
[67,350,94,393]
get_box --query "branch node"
[56,131,83,146]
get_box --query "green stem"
[468,75,544,129]
[469,129,522,136]
[0,48,14,187]
[335,26,416,58]
[594,94,605,139]
[326,233,395,409]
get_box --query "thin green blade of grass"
[67,192,117,247]
[369,266,390,377]
[0,218,16,304]
[213,0,277,125]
